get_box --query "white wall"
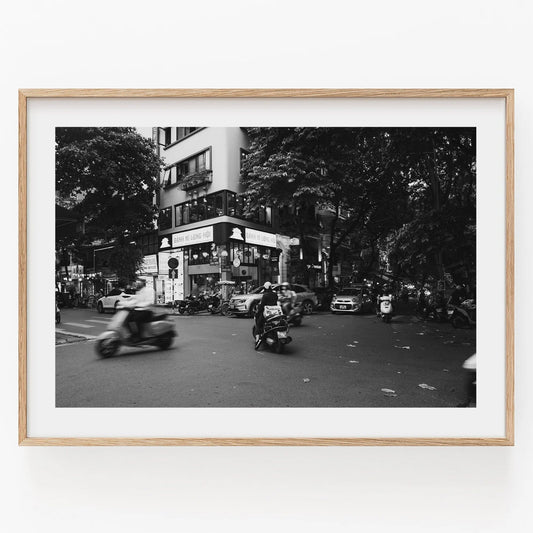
[1,1,531,532]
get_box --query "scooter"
[95,306,177,358]
[377,295,394,323]
[179,293,211,315]
[281,301,303,327]
[252,305,292,354]
[207,292,223,314]
[450,299,476,328]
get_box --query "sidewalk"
[55,331,90,345]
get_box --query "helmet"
[263,282,272,290]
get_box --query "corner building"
[154,127,283,303]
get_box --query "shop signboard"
[139,254,158,274]
[245,228,276,248]
[172,225,214,248]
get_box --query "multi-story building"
[153,127,283,303]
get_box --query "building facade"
[153,127,283,303]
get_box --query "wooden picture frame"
[19,89,514,446]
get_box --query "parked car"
[228,284,318,317]
[330,285,373,314]
[96,288,135,314]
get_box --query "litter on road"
[349,360,359,364]
[394,345,411,350]
[303,378,310,383]
[418,383,437,391]
[381,388,397,397]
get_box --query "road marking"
[62,322,94,328]
[87,319,110,324]
[56,328,97,339]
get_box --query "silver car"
[228,284,318,317]
[330,285,373,314]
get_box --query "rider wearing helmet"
[255,282,278,341]
[278,282,296,315]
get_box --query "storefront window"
[188,243,212,265]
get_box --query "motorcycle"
[252,305,292,353]
[95,306,177,358]
[450,299,476,328]
[377,295,394,323]
[207,292,223,314]
[178,293,210,315]
[280,301,303,327]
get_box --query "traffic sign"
[167,257,179,269]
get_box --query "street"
[56,308,475,407]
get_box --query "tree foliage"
[56,127,163,284]
[56,127,162,243]
[241,127,476,287]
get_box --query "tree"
[241,128,409,287]
[385,128,476,285]
[56,127,163,284]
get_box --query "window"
[176,127,199,141]
[175,150,211,182]
[158,207,172,230]
[157,127,171,147]
[188,243,212,265]
[172,190,271,227]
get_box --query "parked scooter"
[377,294,394,323]
[178,293,210,315]
[252,305,292,353]
[95,307,177,358]
[450,299,476,329]
[207,292,223,314]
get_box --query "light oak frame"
[18,89,514,446]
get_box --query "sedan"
[96,288,135,313]
[330,285,373,314]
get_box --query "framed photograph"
[19,89,514,445]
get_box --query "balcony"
[180,170,213,191]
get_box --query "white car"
[96,289,135,313]
[228,284,318,317]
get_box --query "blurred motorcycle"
[95,306,177,358]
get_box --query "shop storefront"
[156,223,280,300]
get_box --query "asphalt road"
[56,307,476,407]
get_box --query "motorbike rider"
[254,281,278,342]
[376,284,393,315]
[128,279,153,340]
[278,282,296,315]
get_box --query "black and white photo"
[55,125,477,408]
